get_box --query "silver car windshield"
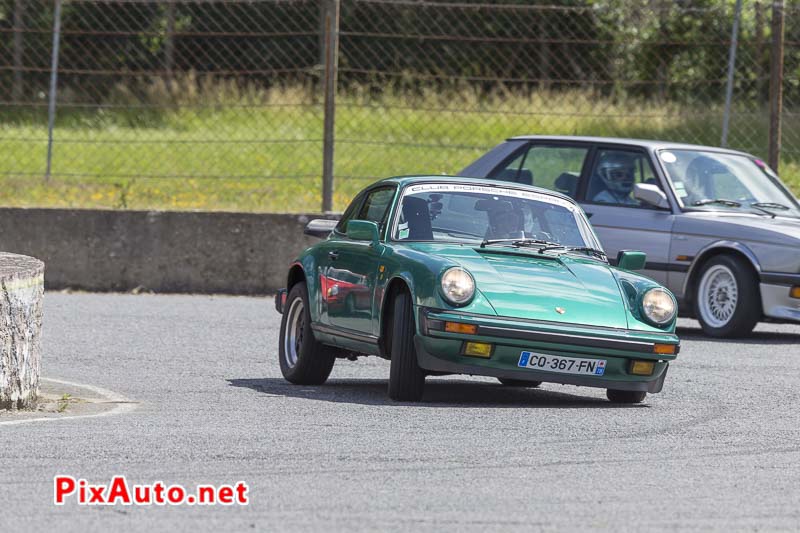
[658,149,800,217]
[393,182,598,249]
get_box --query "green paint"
[289,176,679,394]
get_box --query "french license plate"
[518,351,606,376]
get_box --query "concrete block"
[0,253,44,409]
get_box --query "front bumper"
[416,308,679,393]
[760,282,800,322]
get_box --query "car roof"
[506,135,756,158]
[371,175,577,204]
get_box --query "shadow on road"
[676,326,800,345]
[228,377,647,409]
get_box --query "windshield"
[393,182,598,249]
[658,149,800,217]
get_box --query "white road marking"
[0,377,138,427]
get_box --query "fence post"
[768,0,785,171]
[321,0,340,213]
[45,0,63,182]
[12,0,25,101]
[721,0,742,148]
[755,1,767,102]
[165,1,176,82]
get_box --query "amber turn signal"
[630,360,655,376]
[790,286,800,299]
[653,343,676,355]
[445,322,477,335]
[463,342,493,358]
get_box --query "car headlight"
[641,288,676,325]
[440,267,475,306]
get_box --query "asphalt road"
[2,293,800,532]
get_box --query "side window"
[586,149,662,208]
[334,193,364,234]
[355,187,396,228]
[489,152,526,183]
[489,145,589,198]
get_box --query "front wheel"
[278,282,336,385]
[388,291,426,401]
[693,255,760,338]
[606,389,646,404]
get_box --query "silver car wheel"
[283,297,305,369]
[697,264,739,328]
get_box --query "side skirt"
[311,323,382,357]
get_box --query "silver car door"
[580,148,675,284]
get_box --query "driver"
[489,209,523,239]
[483,201,524,239]
[684,155,730,202]
[593,152,637,205]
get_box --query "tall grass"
[1,76,798,212]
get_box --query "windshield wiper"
[751,202,790,210]
[538,245,608,260]
[479,238,560,249]
[747,201,792,218]
[692,198,742,207]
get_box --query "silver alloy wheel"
[283,297,305,368]
[697,264,739,328]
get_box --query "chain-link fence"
[0,0,798,212]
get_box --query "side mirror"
[304,218,339,238]
[346,220,380,246]
[617,250,647,271]
[634,183,670,209]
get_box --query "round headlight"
[641,288,676,325]
[440,267,475,306]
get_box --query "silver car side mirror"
[304,218,339,238]
[634,183,670,209]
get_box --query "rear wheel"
[693,255,760,338]
[279,282,336,385]
[606,389,646,404]
[497,378,541,388]
[388,290,426,401]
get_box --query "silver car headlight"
[440,267,475,306]
[641,288,676,325]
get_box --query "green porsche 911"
[275,176,680,403]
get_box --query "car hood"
[405,243,629,328]
[676,211,800,245]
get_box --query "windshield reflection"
[393,183,600,250]
[658,149,800,217]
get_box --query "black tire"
[693,255,760,338]
[278,282,336,385]
[497,378,542,388]
[606,389,647,404]
[388,290,426,401]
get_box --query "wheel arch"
[287,262,306,292]
[378,275,416,359]
[682,241,761,308]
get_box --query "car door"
[316,191,364,326]
[578,146,675,285]
[324,185,397,336]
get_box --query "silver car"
[461,135,800,338]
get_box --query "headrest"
[555,172,578,192]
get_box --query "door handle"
[328,250,339,260]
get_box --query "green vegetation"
[1,85,798,212]
[57,393,71,413]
